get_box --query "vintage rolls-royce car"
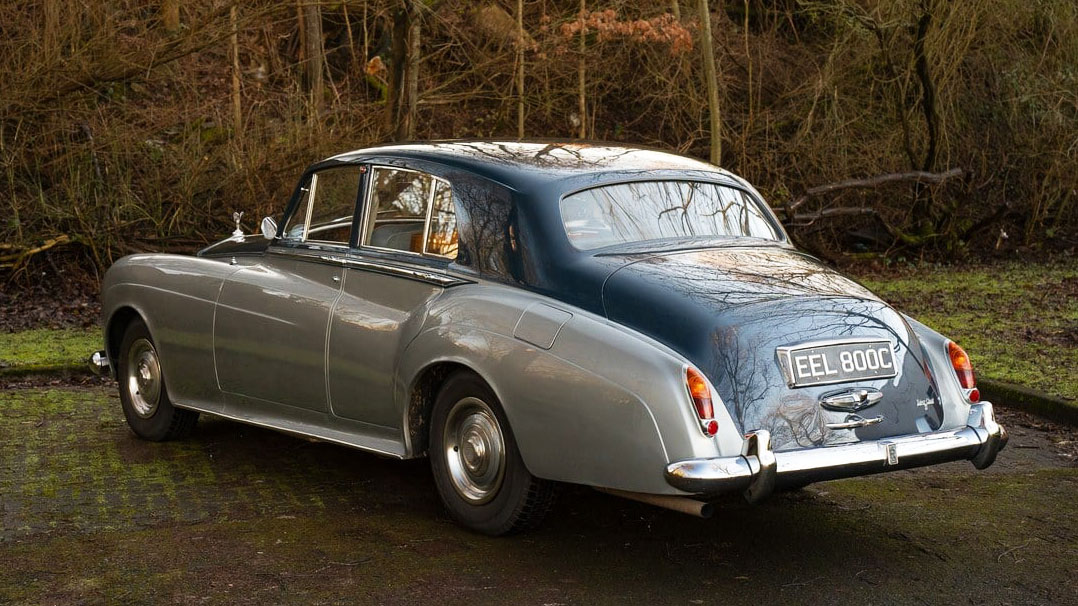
[92,141,1006,535]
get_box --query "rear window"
[559,181,779,250]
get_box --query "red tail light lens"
[686,367,717,436]
[947,341,976,390]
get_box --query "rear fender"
[397,284,739,495]
[903,315,973,430]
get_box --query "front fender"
[101,254,237,410]
[397,284,739,495]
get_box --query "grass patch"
[855,260,1077,402]
[0,328,99,374]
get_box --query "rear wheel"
[429,371,555,535]
[117,319,198,441]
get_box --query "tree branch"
[785,167,965,216]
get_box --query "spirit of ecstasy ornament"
[232,211,245,238]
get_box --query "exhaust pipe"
[596,487,714,519]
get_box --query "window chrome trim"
[300,172,318,241]
[360,165,456,260]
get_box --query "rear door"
[213,165,364,412]
[326,166,460,428]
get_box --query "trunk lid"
[600,245,943,451]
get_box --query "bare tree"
[577,0,586,139]
[697,0,721,164]
[516,0,525,138]
[303,0,325,123]
[230,5,242,138]
[386,1,422,140]
[402,2,421,140]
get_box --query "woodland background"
[2,0,1076,282]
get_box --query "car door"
[214,165,364,412]
[326,166,460,428]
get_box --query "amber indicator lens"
[947,341,976,390]
[686,368,717,435]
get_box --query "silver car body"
[96,142,1005,503]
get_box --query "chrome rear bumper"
[665,402,1007,502]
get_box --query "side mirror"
[260,216,278,240]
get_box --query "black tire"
[116,318,198,441]
[429,371,555,535]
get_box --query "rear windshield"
[559,181,779,250]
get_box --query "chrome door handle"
[826,415,883,430]
[332,275,340,283]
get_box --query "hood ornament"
[819,387,883,412]
[232,211,245,238]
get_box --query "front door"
[213,165,364,412]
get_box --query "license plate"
[777,339,897,388]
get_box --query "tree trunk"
[162,0,180,33]
[343,2,357,69]
[576,0,586,139]
[697,0,722,164]
[303,0,324,123]
[670,0,681,20]
[386,7,408,137]
[516,0,525,138]
[398,3,420,141]
[230,5,242,138]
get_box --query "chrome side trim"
[321,255,473,287]
[89,350,110,377]
[665,402,1006,500]
[173,400,407,459]
[267,245,472,287]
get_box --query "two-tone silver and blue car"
[92,141,1007,535]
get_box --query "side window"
[363,167,458,259]
[426,180,458,258]
[283,167,362,245]
[306,167,362,244]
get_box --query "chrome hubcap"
[125,338,161,418]
[443,397,505,504]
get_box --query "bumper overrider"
[665,402,1007,503]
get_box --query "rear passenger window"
[363,167,457,259]
[426,180,458,258]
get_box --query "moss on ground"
[856,260,1077,402]
[0,328,99,375]
[1,386,1076,604]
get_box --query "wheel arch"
[105,305,149,374]
[404,359,484,458]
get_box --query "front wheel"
[429,371,555,535]
[117,319,199,441]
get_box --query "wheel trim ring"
[125,338,162,419]
[443,396,506,505]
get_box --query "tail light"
[686,367,718,436]
[947,341,980,402]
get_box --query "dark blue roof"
[326,140,737,193]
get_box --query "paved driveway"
[2,384,1075,605]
